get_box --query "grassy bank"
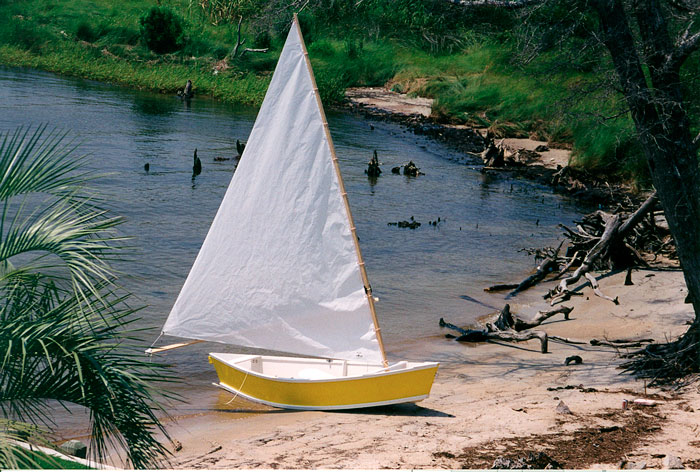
[0,0,273,104]
[3,0,688,182]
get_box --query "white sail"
[162,21,382,363]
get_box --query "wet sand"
[149,269,700,469]
[85,86,699,469]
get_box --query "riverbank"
[6,60,696,469]
[0,0,664,180]
[346,86,641,207]
[347,86,570,170]
[149,268,699,469]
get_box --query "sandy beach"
[128,88,700,470]
[153,268,699,469]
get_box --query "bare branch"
[670,21,700,68]
[240,48,269,57]
[618,191,658,235]
[668,0,699,13]
[584,272,619,304]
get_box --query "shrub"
[75,21,97,42]
[344,38,363,59]
[99,24,140,45]
[139,6,185,54]
[252,29,272,49]
[5,20,46,52]
[315,69,346,105]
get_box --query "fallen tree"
[439,304,573,353]
[547,192,659,305]
[444,0,700,387]
[486,191,668,306]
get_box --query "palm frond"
[0,195,127,302]
[0,277,177,468]
[0,420,68,469]
[0,125,93,202]
[0,126,177,469]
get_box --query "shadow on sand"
[336,402,453,418]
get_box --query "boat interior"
[210,353,427,380]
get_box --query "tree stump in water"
[365,150,381,177]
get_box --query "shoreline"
[148,88,700,470]
[151,268,699,469]
[19,75,693,468]
[345,86,642,208]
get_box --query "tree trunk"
[593,0,700,369]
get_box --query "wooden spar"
[294,14,388,368]
[145,339,203,355]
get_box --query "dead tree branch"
[584,272,620,304]
[440,304,573,353]
[547,192,659,305]
[509,242,563,296]
[230,17,269,59]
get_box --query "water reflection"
[132,94,179,116]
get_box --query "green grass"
[0,0,273,105]
[13,449,91,469]
[0,0,674,183]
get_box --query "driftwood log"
[440,304,573,353]
[486,191,664,307]
[547,192,658,305]
[509,246,561,296]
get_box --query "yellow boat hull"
[209,353,439,410]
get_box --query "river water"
[0,67,591,420]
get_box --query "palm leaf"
[0,126,177,469]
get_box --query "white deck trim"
[209,352,438,384]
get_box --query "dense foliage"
[0,126,175,469]
[139,6,185,54]
[0,0,697,182]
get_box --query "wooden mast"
[294,14,388,367]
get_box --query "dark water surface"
[1,67,591,419]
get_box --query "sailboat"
[153,15,439,410]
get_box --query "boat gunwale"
[209,352,438,384]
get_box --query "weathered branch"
[591,338,654,348]
[550,335,588,344]
[230,17,268,58]
[584,272,620,304]
[549,213,622,304]
[618,191,658,235]
[485,283,519,292]
[241,47,269,56]
[440,324,548,353]
[440,304,572,354]
[548,193,658,305]
[486,329,549,353]
[514,306,573,330]
[556,250,583,277]
[231,16,245,59]
[509,256,558,296]
[494,304,572,331]
[671,22,700,69]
